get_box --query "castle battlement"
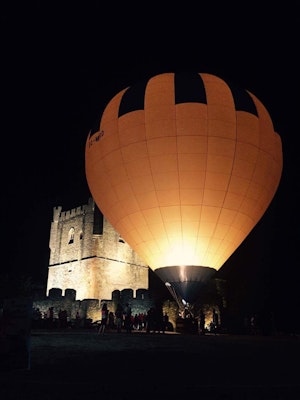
[47,197,149,303]
[53,198,94,222]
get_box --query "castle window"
[68,227,75,244]
[80,231,83,240]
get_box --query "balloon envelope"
[85,72,282,304]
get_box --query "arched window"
[68,227,75,244]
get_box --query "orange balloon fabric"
[85,72,282,300]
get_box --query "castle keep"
[47,197,149,302]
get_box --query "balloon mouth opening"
[155,265,216,309]
[155,265,216,281]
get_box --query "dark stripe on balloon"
[228,84,258,116]
[175,72,207,105]
[118,79,148,117]
[90,114,102,135]
[116,73,258,119]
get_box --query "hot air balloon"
[85,72,282,313]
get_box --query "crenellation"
[53,206,62,222]
[33,287,178,329]
[47,197,149,305]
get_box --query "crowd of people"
[7,302,278,338]
[30,304,172,334]
[97,302,171,335]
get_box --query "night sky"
[2,3,299,322]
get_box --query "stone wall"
[46,198,149,301]
[32,287,179,329]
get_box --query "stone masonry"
[46,197,149,301]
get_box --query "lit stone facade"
[46,197,149,301]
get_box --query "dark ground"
[1,329,300,400]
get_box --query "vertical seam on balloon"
[236,97,260,231]
[174,79,183,259]
[217,105,238,270]
[197,72,209,268]
[242,94,262,226]
[215,86,239,270]
[143,77,167,268]
[199,73,215,269]
[157,72,175,264]
[202,76,236,271]
[116,95,138,243]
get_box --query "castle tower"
[46,197,149,301]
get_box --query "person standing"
[199,309,205,335]
[123,303,132,333]
[212,308,219,333]
[163,312,169,333]
[98,303,108,335]
[115,303,123,333]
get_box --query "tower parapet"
[47,197,149,302]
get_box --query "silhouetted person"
[155,308,165,333]
[199,309,205,335]
[250,314,258,335]
[115,303,123,333]
[98,303,108,335]
[108,311,115,330]
[146,307,155,333]
[123,303,132,333]
[212,308,219,334]
[163,313,169,332]
[47,307,54,329]
[58,309,68,329]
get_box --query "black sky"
[1,3,299,317]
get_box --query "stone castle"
[32,197,223,331]
[46,197,149,301]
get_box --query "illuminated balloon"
[85,72,282,305]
